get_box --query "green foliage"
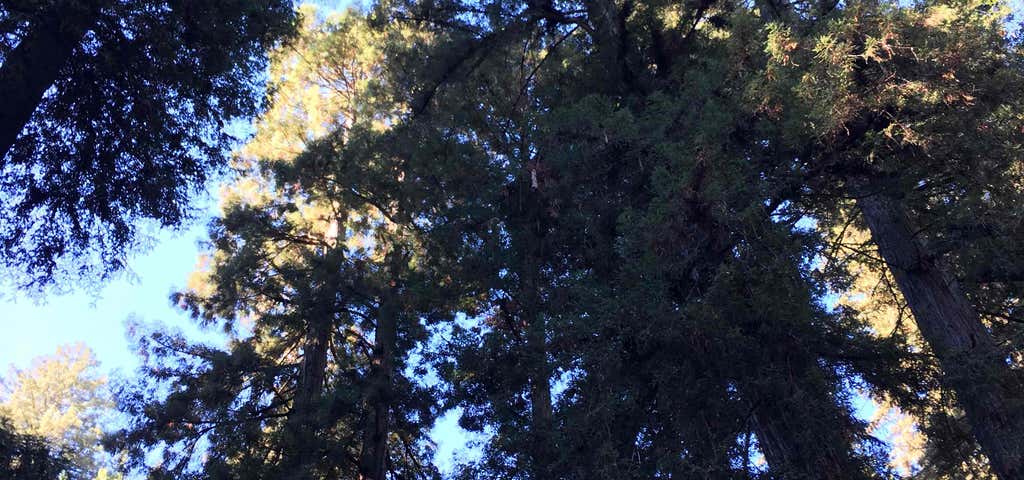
[111,9,452,478]
[0,416,72,480]
[99,0,1024,478]
[0,344,116,479]
[756,0,1024,475]
[0,0,298,289]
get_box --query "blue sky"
[0,221,207,374]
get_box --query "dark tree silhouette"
[0,0,296,288]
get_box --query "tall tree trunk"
[855,185,1024,479]
[749,353,871,480]
[753,410,851,480]
[526,300,554,479]
[0,2,101,160]
[288,318,331,478]
[511,172,556,479]
[521,250,555,479]
[359,285,398,480]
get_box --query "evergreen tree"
[111,9,456,478]
[373,1,921,477]
[0,0,297,288]
[754,1,1024,476]
[0,343,116,479]
[0,416,72,480]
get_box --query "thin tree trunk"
[0,3,101,160]
[359,285,398,480]
[855,186,1024,479]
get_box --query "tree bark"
[582,0,631,91]
[0,2,101,161]
[749,359,871,480]
[511,175,555,479]
[519,248,555,479]
[526,297,554,479]
[359,285,398,480]
[288,318,331,478]
[675,164,869,479]
[856,185,1024,479]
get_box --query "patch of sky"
[409,313,492,473]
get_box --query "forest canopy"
[3,0,1024,479]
